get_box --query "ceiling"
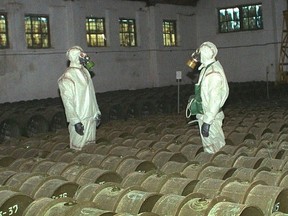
[123,0,200,7]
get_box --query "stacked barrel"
[0,81,288,215]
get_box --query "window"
[119,18,136,47]
[218,4,263,33]
[25,15,50,48]
[163,20,177,46]
[0,13,9,48]
[86,17,106,47]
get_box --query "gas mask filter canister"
[187,49,201,70]
[79,53,95,71]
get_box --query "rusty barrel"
[178,193,227,216]
[259,158,287,171]
[0,118,23,141]
[181,162,213,179]
[121,170,155,188]
[141,172,177,193]
[25,114,50,137]
[76,167,122,186]
[180,144,204,160]
[33,176,79,199]
[255,147,285,159]
[219,144,240,155]
[220,179,264,203]
[226,131,256,146]
[253,170,287,186]
[0,189,34,216]
[49,110,67,132]
[212,153,243,167]
[194,151,224,164]
[160,161,190,174]
[60,163,89,182]
[116,156,157,178]
[92,184,142,212]
[0,155,16,167]
[47,162,72,176]
[46,149,72,161]
[4,172,36,190]
[231,167,270,182]
[72,152,104,165]
[100,155,127,171]
[63,201,115,216]
[193,177,228,198]
[234,145,258,157]
[31,160,58,174]
[109,145,141,157]
[159,176,198,196]
[87,154,107,167]
[115,190,162,215]
[73,183,102,202]
[207,201,264,216]
[233,156,264,169]
[197,165,236,180]
[0,169,17,185]
[245,184,288,215]
[151,193,187,216]
[16,173,48,198]
[22,197,75,216]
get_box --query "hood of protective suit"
[199,41,218,67]
[66,46,83,68]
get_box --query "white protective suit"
[195,42,229,153]
[58,46,101,150]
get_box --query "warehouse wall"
[196,0,286,82]
[0,0,285,103]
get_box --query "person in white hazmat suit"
[190,41,229,153]
[58,46,101,150]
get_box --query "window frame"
[162,19,177,47]
[218,3,263,33]
[119,18,137,47]
[25,14,51,49]
[0,13,9,49]
[86,17,107,47]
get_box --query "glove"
[74,122,84,135]
[96,115,101,128]
[201,122,210,137]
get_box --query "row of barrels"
[1,158,288,216]
[1,81,288,142]
[1,82,288,215]
[3,132,288,170]
[1,185,272,216]
[1,122,288,216]
[2,141,288,182]
[3,150,288,188]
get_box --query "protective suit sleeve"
[203,73,223,124]
[58,78,81,125]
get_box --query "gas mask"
[79,52,95,71]
[186,49,201,70]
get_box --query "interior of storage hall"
[0,0,288,215]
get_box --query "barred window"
[163,20,177,47]
[25,15,50,48]
[218,4,263,33]
[86,17,106,47]
[0,13,9,48]
[119,18,136,47]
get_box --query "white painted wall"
[0,0,286,103]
